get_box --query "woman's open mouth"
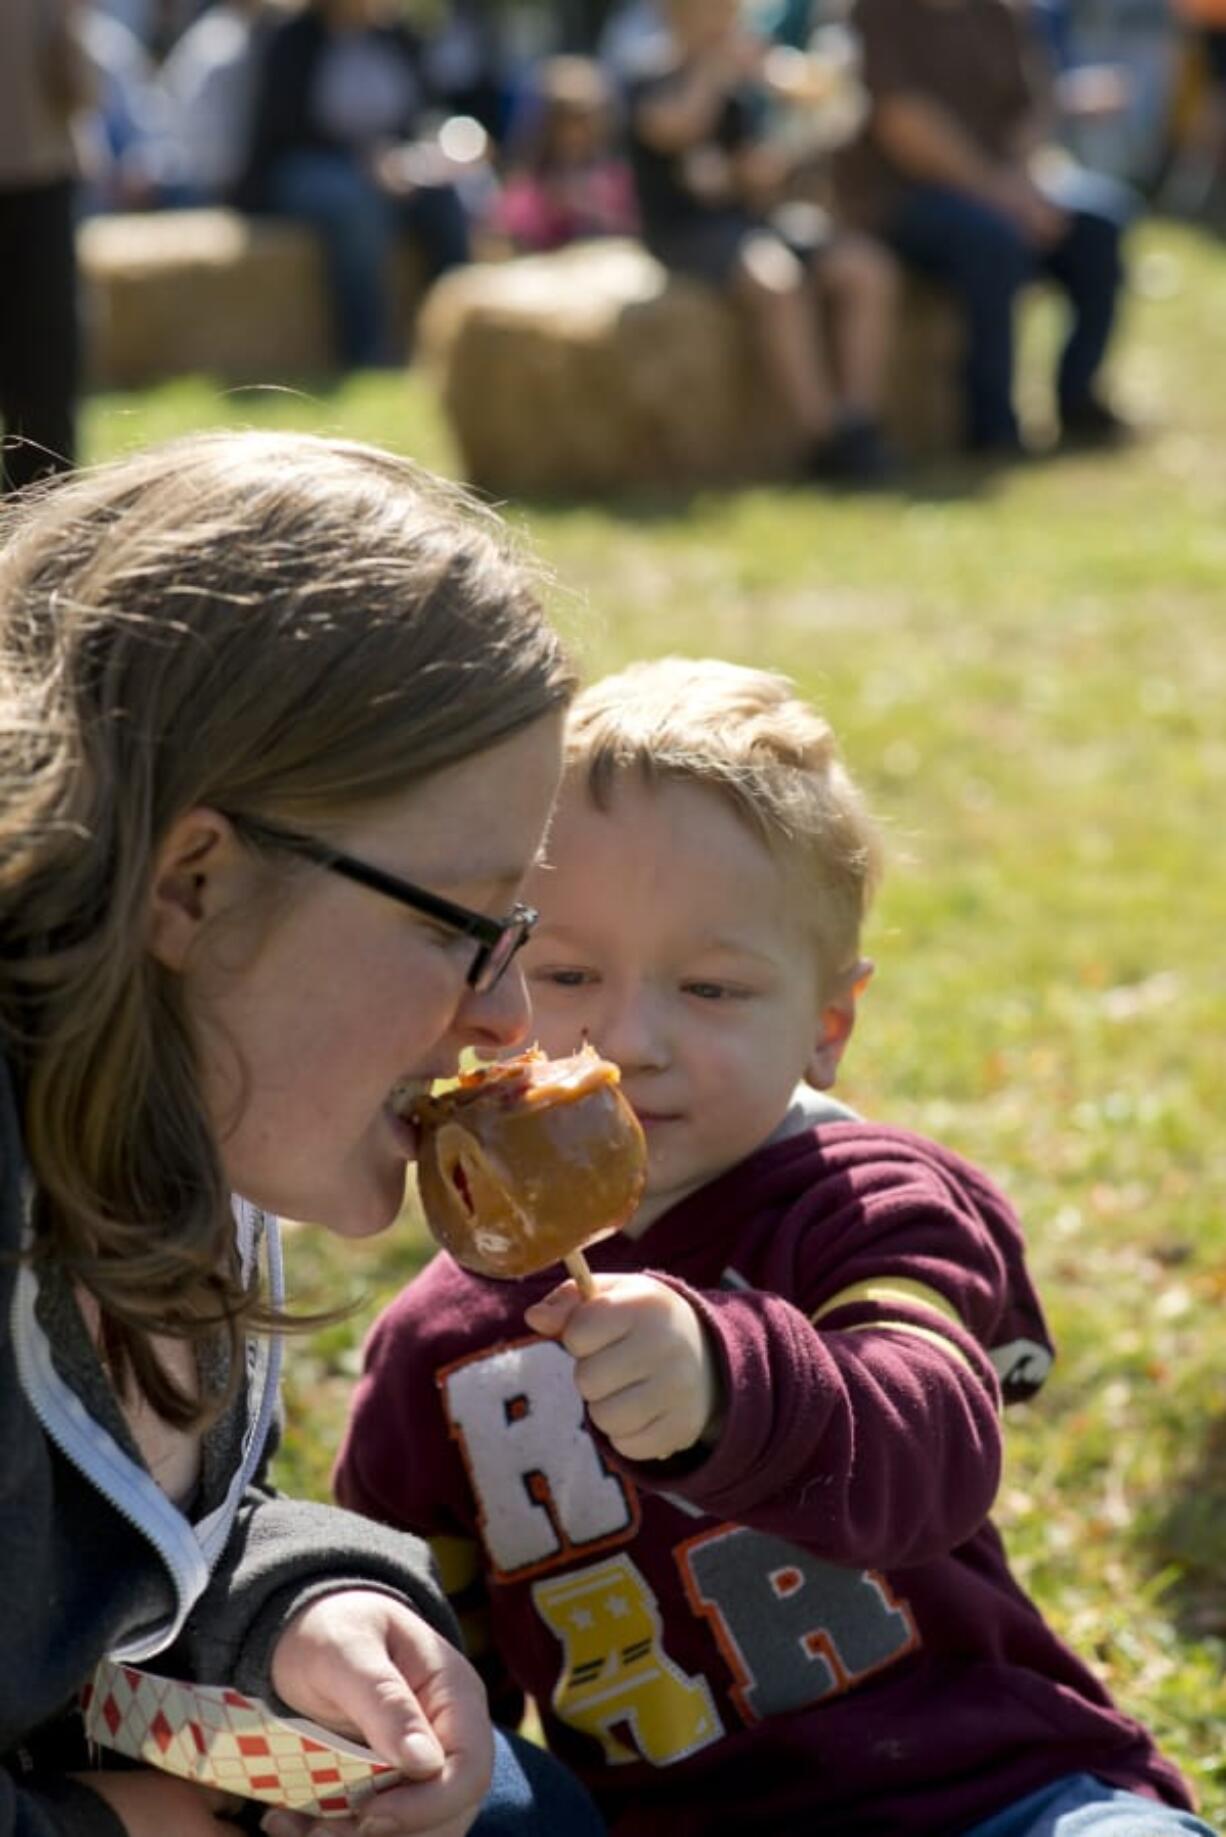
[388,1077,434,1156]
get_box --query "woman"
[0,430,602,1837]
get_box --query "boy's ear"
[805,958,873,1091]
[145,807,240,973]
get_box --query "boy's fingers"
[527,1274,659,1356]
[570,1334,645,1403]
[523,1279,585,1337]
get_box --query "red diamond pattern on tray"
[82,1659,399,1820]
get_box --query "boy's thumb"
[523,1280,583,1338]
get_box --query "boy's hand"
[525,1275,724,1462]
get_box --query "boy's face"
[523,775,858,1234]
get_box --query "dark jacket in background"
[238,8,426,209]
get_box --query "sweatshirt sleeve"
[621,1274,1003,1570]
[163,1486,461,1706]
[606,1145,1023,1569]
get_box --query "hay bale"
[883,274,965,461]
[419,238,963,497]
[80,209,333,386]
[419,240,794,496]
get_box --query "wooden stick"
[564,1249,595,1298]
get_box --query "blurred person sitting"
[598,0,671,82]
[489,56,638,253]
[1163,0,1226,216]
[239,0,471,368]
[152,0,284,204]
[421,0,518,144]
[90,0,207,57]
[626,0,899,486]
[833,0,1136,457]
[75,4,169,211]
[1030,0,1176,191]
[0,0,91,492]
[753,0,819,50]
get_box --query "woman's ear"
[146,808,240,972]
[805,958,873,1091]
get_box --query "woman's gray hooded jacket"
[0,1055,457,1836]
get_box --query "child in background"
[625,0,899,485]
[336,656,1214,1837]
[491,56,638,254]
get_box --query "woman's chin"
[280,1170,408,1239]
[322,1186,408,1239]
[237,1146,412,1237]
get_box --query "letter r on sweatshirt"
[442,1339,636,1575]
[681,1526,919,1721]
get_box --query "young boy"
[335,658,1211,1837]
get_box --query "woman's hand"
[265,1591,493,1837]
[69,1770,244,1835]
[525,1274,724,1462]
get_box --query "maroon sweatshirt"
[335,1122,1191,1837]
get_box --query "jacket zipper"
[11,1204,284,1657]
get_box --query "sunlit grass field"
[87,217,1226,1820]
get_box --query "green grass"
[86,218,1226,1820]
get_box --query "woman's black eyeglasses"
[228,813,538,995]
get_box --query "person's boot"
[1058,392,1134,450]
[806,417,900,490]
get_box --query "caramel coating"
[413,1047,646,1278]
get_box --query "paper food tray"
[82,1657,400,1818]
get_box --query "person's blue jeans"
[470,1729,605,1835]
[962,1771,1218,1837]
[264,149,470,367]
[886,180,1127,449]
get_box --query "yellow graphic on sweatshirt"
[533,1555,722,1767]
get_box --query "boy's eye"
[531,967,595,989]
[683,980,736,1001]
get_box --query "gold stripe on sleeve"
[811,1277,964,1330]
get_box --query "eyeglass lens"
[470,914,532,994]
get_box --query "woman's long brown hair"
[0,431,575,1425]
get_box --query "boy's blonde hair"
[565,657,881,993]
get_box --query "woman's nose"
[456,961,533,1053]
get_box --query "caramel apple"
[413,1047,646,1289]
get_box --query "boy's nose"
[592,988,670,1074]
[456,962,532,1054]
